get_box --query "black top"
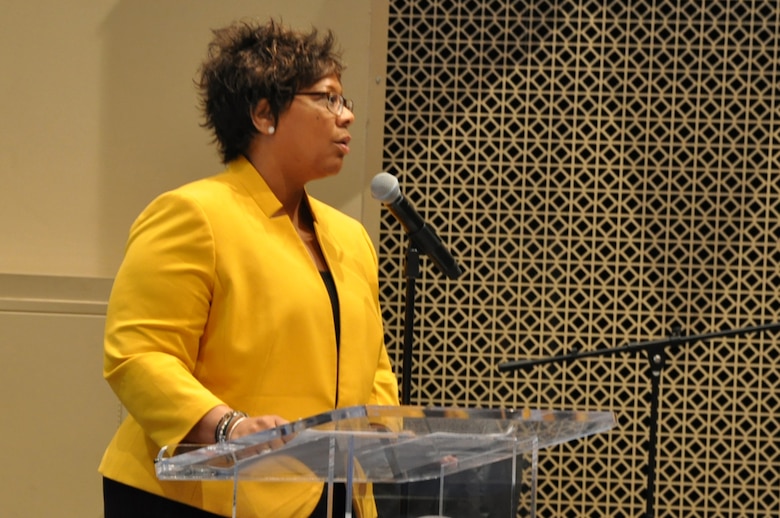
[319,271,341,348]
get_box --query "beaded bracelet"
[215,410,248,443]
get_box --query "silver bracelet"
[215,410,248,443]
[226,416,248,441]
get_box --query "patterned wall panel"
[379,1,780,516]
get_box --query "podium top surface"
[155,405,615,483]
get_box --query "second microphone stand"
[498,321,780,518]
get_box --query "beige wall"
[0,275,117,517]
[0,0,388,278]
[0,1,388,516]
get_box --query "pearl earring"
[268,126,275,135]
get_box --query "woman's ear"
[250,100,275,135]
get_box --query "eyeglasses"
[295,91,354,116]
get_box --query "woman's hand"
[183,405,290,447]
[229,414,291,450]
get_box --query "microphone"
[370,172,463,279]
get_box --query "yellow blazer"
[99,157,399,517]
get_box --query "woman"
[99,18,399,517]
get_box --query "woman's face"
[273,74,355,184]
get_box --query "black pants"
[103,477,346,517]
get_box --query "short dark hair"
[197,19,344,163]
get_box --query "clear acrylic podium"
[155,405,615,518]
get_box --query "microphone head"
[370,172,401,203]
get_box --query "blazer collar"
[227,156,287,219]
[227,156,325,228]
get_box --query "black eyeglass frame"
[295,91,354,116]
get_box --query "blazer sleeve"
[370,344,401,407]
[103,190,225,448]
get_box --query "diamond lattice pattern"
[379,1,780,516]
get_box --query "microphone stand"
[497,321,780,518]
[401,244,421,405]
[392,244,420,518]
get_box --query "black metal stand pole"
[643,338,666,518]
[401,245,420,405]
[398,245,421,517]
